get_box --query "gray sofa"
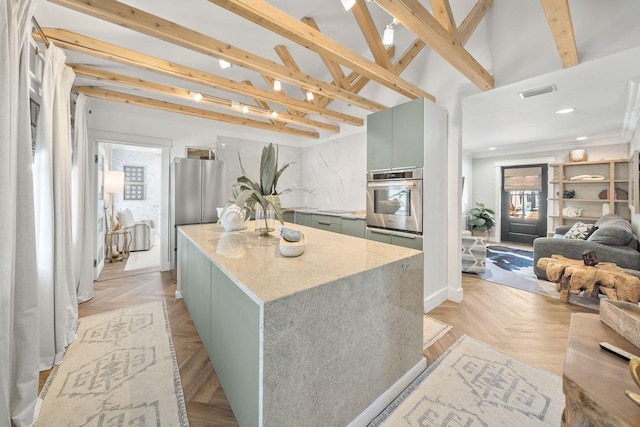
[533,214,640,280]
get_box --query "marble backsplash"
[216,132,367,212]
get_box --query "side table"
[563,313,640,426]
[105,230,132,262]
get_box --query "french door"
[500,165,548,244]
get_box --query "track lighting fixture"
[270,110,279,119]
[273,79,282,91]
[242,104,249,113]
[219,59,231,69]
[382,24,394,46]
[306,90,314,101]
[189,91,203,102]
[340,0,356,11]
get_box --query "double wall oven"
[366,167,423,235]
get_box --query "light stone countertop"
[178,222,421,303]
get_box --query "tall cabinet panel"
[392,98,425,169]
[366,107,393,171]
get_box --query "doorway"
[97,142,163,280]
[500,165,548,244]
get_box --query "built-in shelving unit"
[547,159,630,232]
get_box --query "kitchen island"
[177,222,424,426]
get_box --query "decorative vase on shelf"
[255,203,276,237]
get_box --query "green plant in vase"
[232,143,292,236]
[468,202,496,238]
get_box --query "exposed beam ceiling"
[48,0,386,112]
[70,64,340,133]
[36,29,363,126]
[540,0,579,68]
[374,0,494,91]
[206,0,436,101]
[350,0,394,70]
[78,87,320,138]
[457,0,493,46]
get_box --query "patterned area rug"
[35,301,189,426]
[478,245,599,311]
[124,242,161,271]
[423,316,452,350]
[369,335,564,426]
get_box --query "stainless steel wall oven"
[366,167,423,234]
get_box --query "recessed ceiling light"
[489,147,496,151]
[576,136,588,141]
[518,84,557,99]
[556,108,575,114]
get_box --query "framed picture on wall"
[124,184,145,200]
[124,165,144,182]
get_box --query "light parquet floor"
[39,260,592,425]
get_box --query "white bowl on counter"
[279,233,306,257]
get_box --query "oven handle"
[367,181,417,187]
[369,166,417,172]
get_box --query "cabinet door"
[366,228,392,244]
[392,98,424,168]
[295,212,313,227]
[367,108,393,171]
[391,233,423,250]
[283,211,295,223]
[341,217,365,238]
[312,214,342,233]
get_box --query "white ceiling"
[33,0,640,151]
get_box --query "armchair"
[118,208,157,251]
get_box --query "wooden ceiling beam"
[374,0,494,91]
[300,18,350,89]
[70,64,339,133]
[37,29,363,126]
[395,39,426,75]
[350,0,394,70]
[47,0,386,112]
[540,0,579,68]
[207,0,435,101]
[458,0,493,46]
[429,0,459,39]
[273,45,309,99]
[77,87,320,138]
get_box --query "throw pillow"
[588,225,634,246]
[118,208,135,228]
[564,222,596,240]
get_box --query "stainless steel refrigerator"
[169,158,227,280]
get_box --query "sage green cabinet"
[341,217,366,238]
[294,211,312,227]
[367,107,393,171]
[188,245,212,355]
[311,214,342,233]
[366,227,423,250]
[283,211,295,223]
[391,233,423,250]
[367,97,425,170]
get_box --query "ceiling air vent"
[518,84,557,99]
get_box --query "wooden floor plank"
[38,257,591,424]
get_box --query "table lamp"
[105,170,125,231]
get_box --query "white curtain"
[33,43,78,369]
[73,94,95,303]
[0,1,40,426]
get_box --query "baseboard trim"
[447,286,464,303]
[348,357,427,427]
[423,288,448,313]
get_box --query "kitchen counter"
[283,206,366,219]
[177,222,424,426]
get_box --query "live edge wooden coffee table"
[563,313,640,426]
[537,255,640,303]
